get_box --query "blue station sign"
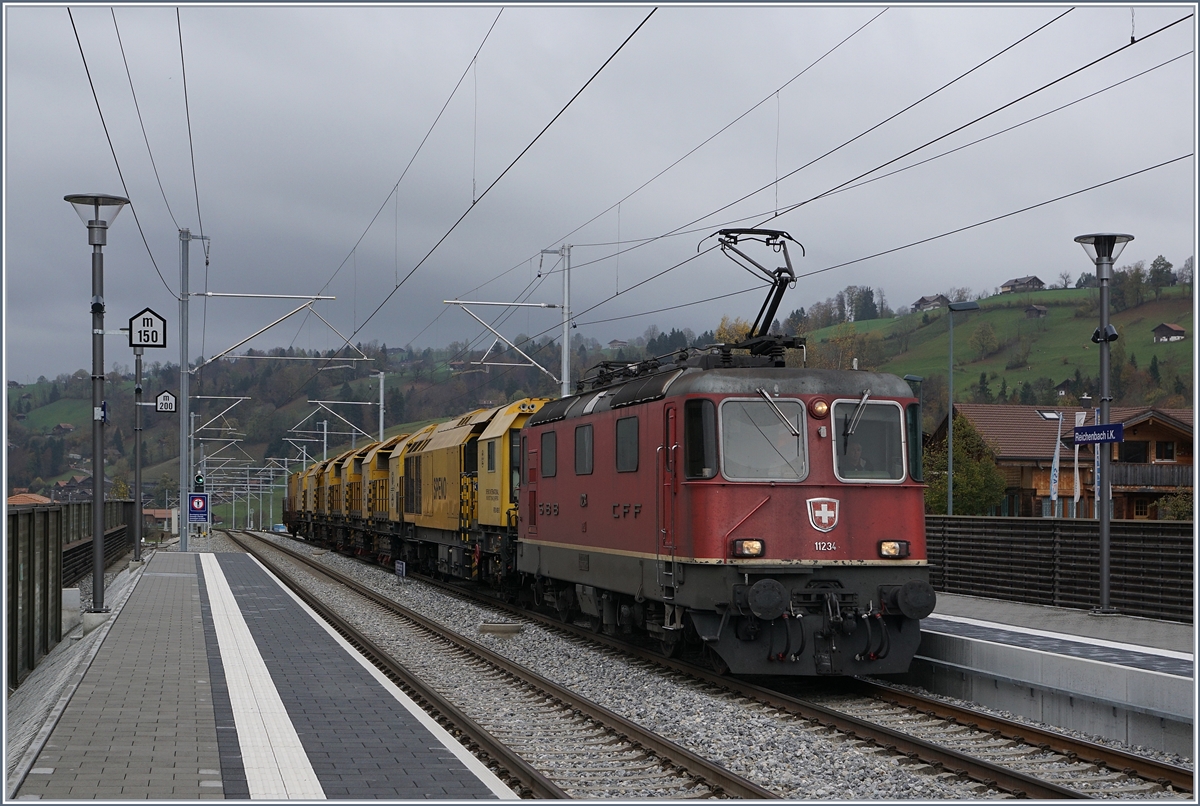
[1073,423,1124,444]
[188,493,210,523]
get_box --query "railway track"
[251,530,1193,799]
[227,530,776,799]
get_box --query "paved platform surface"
[12,552,516,800]
[927,592,1194,675]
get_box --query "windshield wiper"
[842,389,871,437]
[756,388,801,436]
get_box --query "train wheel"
[705,645,730,675]
[658,637,681,658]
[588,615,603,634]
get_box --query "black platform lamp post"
[65,193,130,615]
[1074,233,1131,615]
[946,300,979,515]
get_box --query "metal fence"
[926,515,1194,624]
[6,500,133,689]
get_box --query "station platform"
[11,552,517,800]
[905,592,1194,757]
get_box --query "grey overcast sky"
[3,3,1196,383]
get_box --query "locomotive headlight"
[878,540,910,558]
[809,398,829,419]
[731,539,765,557]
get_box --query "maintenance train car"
[284,229,935,676]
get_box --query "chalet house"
[1000,276,1045,293]
[1025,305,1048,319]
[1152,323,1186,343]
[7,380,21,388]
[912,294,950,312]
[607,340,628,349]
[935,404,1192,519]
[52,423,76,434]
[1053,379,1073,397]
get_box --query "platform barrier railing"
[926,515,1193,623]
[6,500,134,689]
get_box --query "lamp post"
[64,193,130,613]
[946,300,980,515]
[1075,232,1132,614]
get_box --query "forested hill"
[6,283,1192,498]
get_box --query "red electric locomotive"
[516,230,935,675]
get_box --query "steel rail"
[852,678,1193,794]
[225,530,566,799]
[233,530,778,800]
[365,561,1100,799]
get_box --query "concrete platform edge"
[6,563,147,800]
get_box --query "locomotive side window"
[684,399,717,479]
[487,439,496,472]
[833,401,905,482]
[541,431,557,477]
[616,416,639,472]
[906,404,923,482]
[575,424,594,475]
[511,432,521,503]
[720,399,807,481]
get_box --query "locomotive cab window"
[833,400,905,482]
[719,398,807,481]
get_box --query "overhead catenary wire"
[111,8,180,231]
[409,150,1192,412]
[411,6,1193,385]
[66,7,177,299]
[280,9,657,402]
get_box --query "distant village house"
[1025,305,1048,319]
[1001,276,1045,293]
[1152,323,1186,343]
[912,294,950,312]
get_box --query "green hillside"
[802,287,1192,411]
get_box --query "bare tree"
[1057,270,1073,289]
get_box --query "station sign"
[1073,423,1124,444]
[128,307,167,349]
[188,493,210,523]
[156,390,177,413]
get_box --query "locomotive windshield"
[719,398,807,481]
[833,400,905,481]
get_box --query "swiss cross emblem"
[807,498,839,533]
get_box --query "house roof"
[1002,275,1044,286]
[946,404,1193,460]
[8,493,53,505]
[1026,304,1048,312]
[1153,322,1186,334]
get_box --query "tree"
[715,315,752,345]
[1149,355,1161,386]
[1076,272,1097,288]
[968,321,999,359]
[973,372,993,404]
[1157,490,1192,520]
[1148,256,1174,300]
[1057,270,1073,289]
[1178,256,1193,292]
[923,415,1006,515]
